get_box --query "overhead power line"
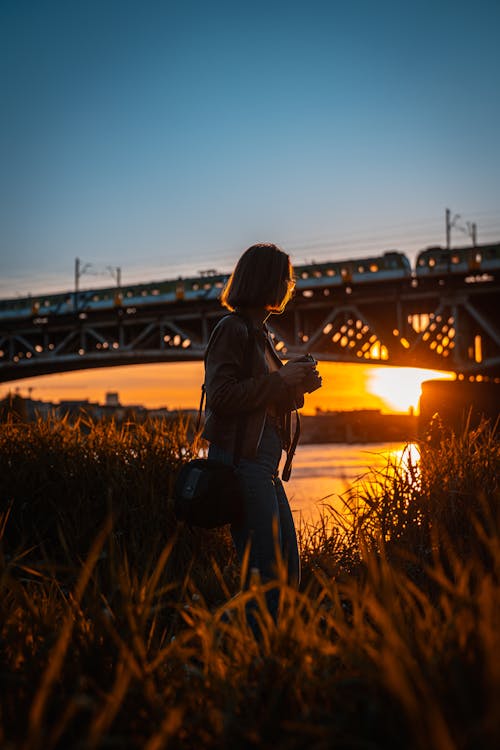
[2,213,499,297]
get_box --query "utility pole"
[107,265,121,286]
[469,222,477,247]
[74,257,92,312]
[116,267,122,305]
[107,265,122,306]
[446,208,466,250]
[74,257,80,312]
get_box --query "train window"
[475,253,482,263]
[92,295,100,302]
[203,282,211,290]
[451,255,460,264]
[126,291,133,297]
[301,271,309,279]
[313,270,322,278]
[215,281,224,288]
[358,265,364,273]
[369,264,378,272]
[44,300,50,306]
[192,283,200,290]
[418,258,425,266]
[428,258,436,267]
[326,269,335,276]
[152,289,160,295]
[141,290,148,296]
[302,290,314,298]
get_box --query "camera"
[296,353,316,365]
[296,353,322,393]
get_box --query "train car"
[0,272,230,320]
[481,242,500,271]
[0,291,74,320]
[0,251,414,320]
[294,251,411,290]
[0,296,34,319]
[415,242,500,277]
[177,273,229,302]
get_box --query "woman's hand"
[278,360,316,386]
[303,368,322,393]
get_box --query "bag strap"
[232,314,254,465]
[196,313,299,479]
[195,384,206,433]
[196,312,255,465]
[281,407,300,482]
[196,312,235,431]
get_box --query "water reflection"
[287,441,420,527]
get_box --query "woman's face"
[270,272,295,313]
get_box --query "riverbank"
[1,416,499,749]
[288,441,418,524]
[300,409,418,443]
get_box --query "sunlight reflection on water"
[287,441,421,527]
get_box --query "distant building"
[105,391,121,407]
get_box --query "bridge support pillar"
[419,379,500,435]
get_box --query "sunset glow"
[1,361,455,415]
[368,366,455,413]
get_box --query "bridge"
[1,273,499,382]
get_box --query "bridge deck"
[1,275,499,382]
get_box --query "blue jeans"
[208,419,300,622]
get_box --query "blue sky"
[1,0,499,297]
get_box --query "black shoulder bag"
[172,316,254,528]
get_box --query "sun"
[368,366,455,413]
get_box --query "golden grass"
[1,415,499,748]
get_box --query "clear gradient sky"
[0,0,497,411]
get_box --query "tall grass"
[1,415,499,749]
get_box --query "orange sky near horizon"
[2,361,455,415]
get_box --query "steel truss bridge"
[1,276,499,382]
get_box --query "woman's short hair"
[220,243,295,313]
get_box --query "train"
[0,242,498,321]
[415,242,500,276]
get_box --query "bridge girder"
[1,279,499,383]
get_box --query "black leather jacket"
[202,313,303,459]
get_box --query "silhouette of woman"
[202,243,322,624]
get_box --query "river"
[286,441,420,527]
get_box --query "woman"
[202,243,322,622]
